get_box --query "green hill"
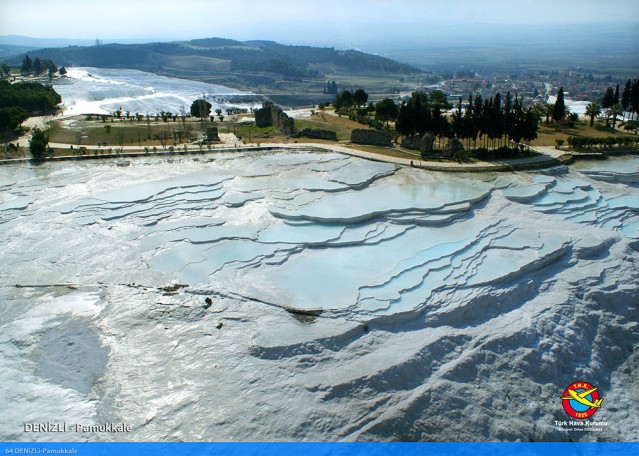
[2,37,423,106]
[3,38,420,79]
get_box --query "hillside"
[3,38,420,79]
[2,38,423,106]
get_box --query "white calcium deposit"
[0,151,637,442]
[52,67,258,116]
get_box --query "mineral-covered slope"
[0,152,637,441]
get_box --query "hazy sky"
[1,0,638,42]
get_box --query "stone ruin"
[401,132,435,159]
[254,102,295,136]
[205,126,220,142]
[350,129,393,147]
[293,129,338,141]
[443,138,465,157]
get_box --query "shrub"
[567,135,639,149]
[29,127,49,159]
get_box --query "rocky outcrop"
[443,138,464,157]
[351,129,392,147]
[254,102,295,136]
[295,129,338,141]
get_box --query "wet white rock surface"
[53,67,257,116]
[0,151,638,442]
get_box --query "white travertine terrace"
[0,151,637,442]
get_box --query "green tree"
[622,79,632,120]
[190,99,212,120]
[353,89,369,107]
[1,64,10,77]
[395,91,431,136]
[608,103,623,131]
[334,90,354,110]
[631,78,639,121]
[429,90,452,110]
[33,58,43,75]
[0,80,61,115]
[613,84,620,105]
[59,67,67,76]
[585,102,602,127]
[522,109,539,145]
[602,87,615,109]
[488,93,504,148]
[21,55,32,74]
[553,88,566,124]
[29,127,49,159]
[451,97,465,141]
[375,98,398,126]
[324,81,338,95]
[431,105,449,139]
[0,106,28,132]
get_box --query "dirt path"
[15,114,76,149]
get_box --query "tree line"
[585,78,639,130]
[0,80,61,133]
[448,92,539,149]
[334,89,539,150]
[20,55,63,78]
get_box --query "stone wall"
[296,129,338,141]
[254,102,295,136]
[351,129,393,147]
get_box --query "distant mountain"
[0,35,95,49]
[1,37,421,79]
[0,44,39,59]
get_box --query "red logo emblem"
[561,381,603,419]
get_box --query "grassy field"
[532,119,637,147]
[10,108,635,162]
[48,116,215,147]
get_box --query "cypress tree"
[602,87,615,109]
[622,80,632,115]
[483,97,492,147]
[553,87,566,124]
[473,94,483,148]
[451,97,464,141]
[504,91,513,145]
[522,109,538,144]
[509,95,524,145]
[395,100,414,136]
[414,92,432,135]
[33,58,42,75]
[491,93,504,148]
[613,84,620,105]
[463,94,474,148]
[630,79,639,121]
[21,55,32,74]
